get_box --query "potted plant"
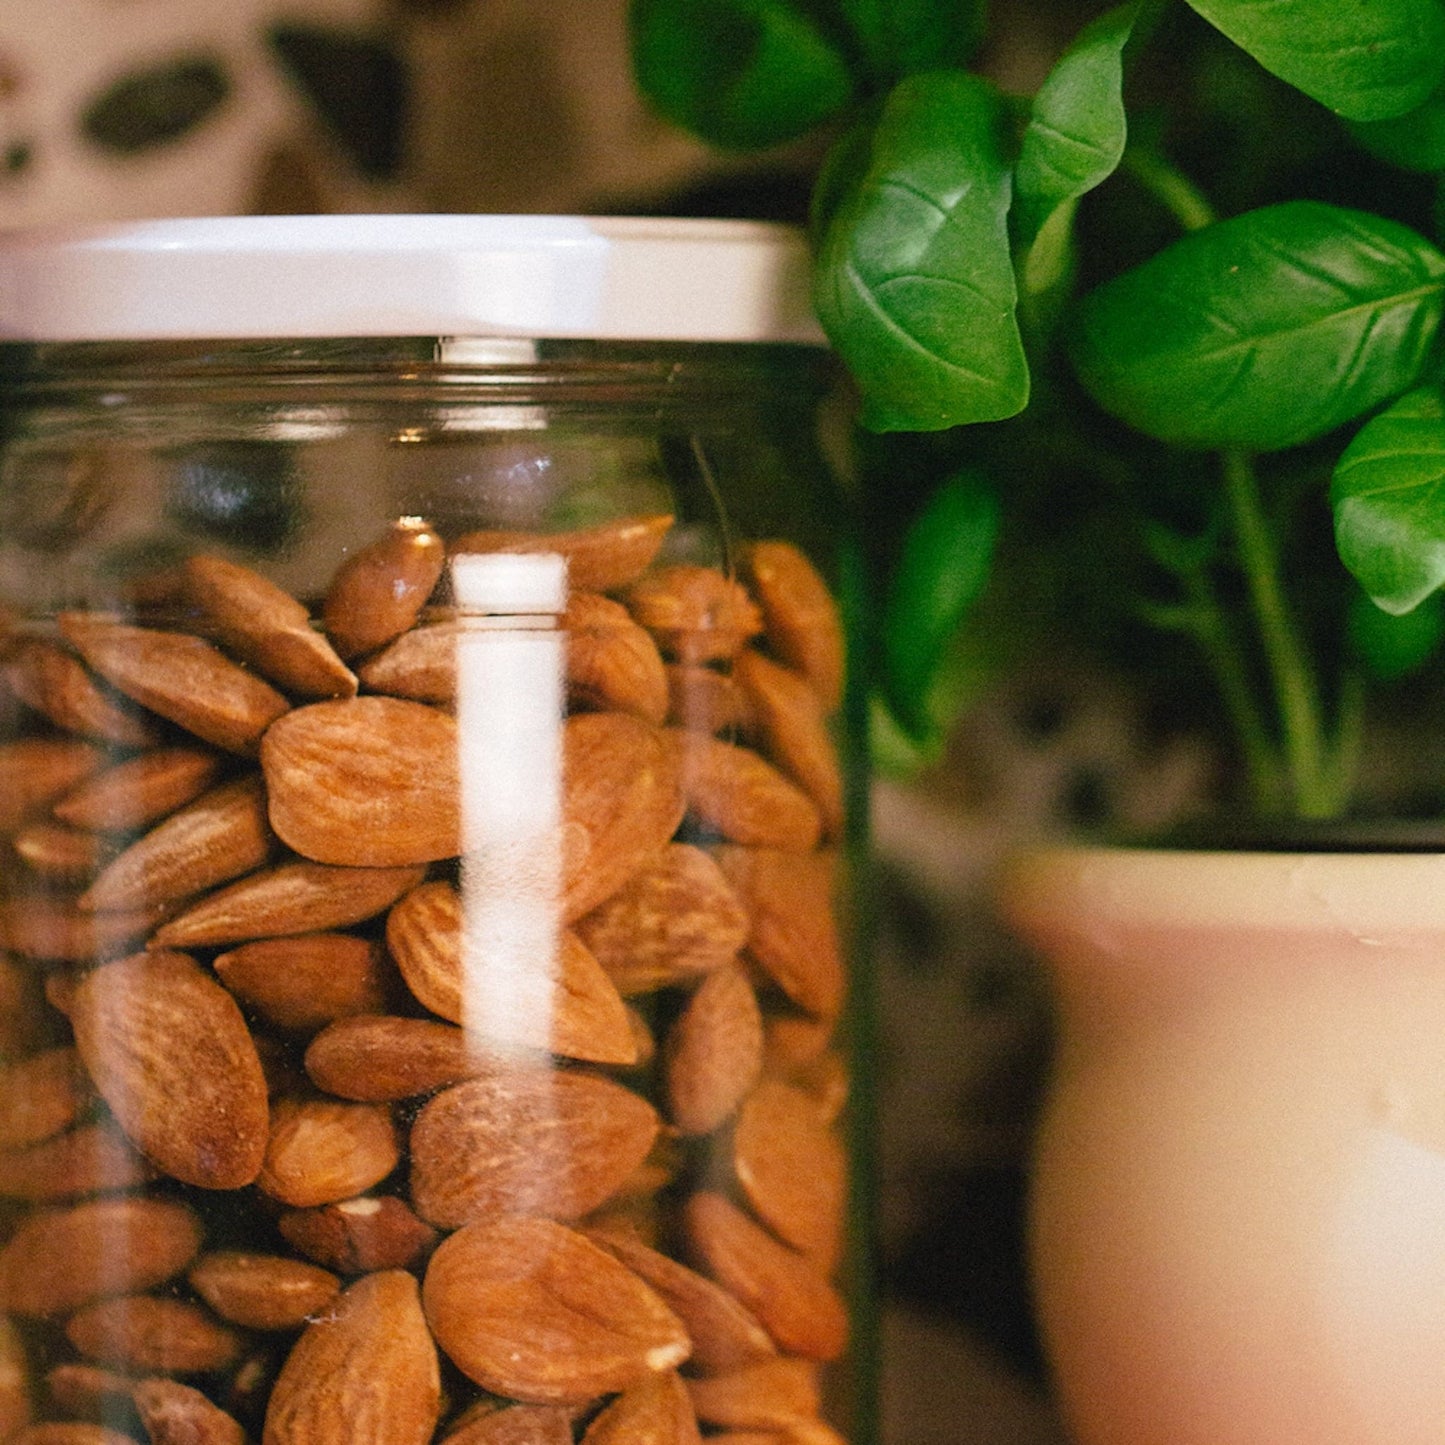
[630,2,1445,1441]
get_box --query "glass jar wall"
[0,221,868,1445]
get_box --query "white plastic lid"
[0,214,826,346]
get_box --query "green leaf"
[1347,588,1445,679]
[1014,2,1137,294]
[1349,78,1445,173]
[813,71,1029,431]
[883,469,1000,737]
[837,0,987,83]
[1184,0,1445,123]
[1069,201,1445,450]
[630,0,855,150]
[1332,385,1445,613]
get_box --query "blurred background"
[0,2,1219,1438]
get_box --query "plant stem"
[1221,448,1335,818]
[1123,147,1216,232]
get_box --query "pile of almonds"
[0,510,855,1445]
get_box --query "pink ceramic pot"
[1000,846,1445,1445]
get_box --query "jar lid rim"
[0,214,828,347]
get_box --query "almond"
[261,697,459,866]
[0,738,104,832]
[761,1012,834,1071]
[683,1357,822,1430]
[213,934,393,1034]
[65,1296,242,1375]
[13,822,117,883]
[0,1196,202,1317]
[714,850,843,1020]
[731,1080,846,1270]
[588,1232,777,1375]
[574,844,748,995]
[776,1049,849,1125]
[277,1195,437,1276]
[670,734,821,852]
[452,514,673,594]
[151,862,424,950]
[44,1363,137,1422]
[3,640,158,748]
[187,1253,341,1332]
[565,593,669,724]
[732,652,843,840]
[664,665,755,736]
[263,1270,440,1445]
[181,554,357,700]
[562,714,685,921]
[625,567,763,664]
[322,518,446,660]
[69,951,269,1189]
[52,749,221,834]
[0,1046,91,1151]
[409,1069,659,1227]
[682,1193,847,1362]
[386,882,636,1064]
[663,963,763,1136]
[0,1122,153,1201]
[0,1314,32,1443]
[741,543,844,713]
[79,777,273,913]
[0,899,161,964]
[12,1424,139,1445]
[303,1015,477,1101]
[257,1097,399,1208]
[131,1377,245,1445]
[580,1370,700,1445]
[422,1214,690,1404]
[440,1403,573,1445]
[354,621,456,703]
[59,615,290,756]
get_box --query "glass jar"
[0,217,869,1445]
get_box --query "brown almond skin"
[188,1252,341,1332]
[385,881,636,1065]
[452,513,673,593]
[0,898,161,964]
[355,620,457,702]
[683,1193,848,1362]
[53,748,221,834]
[574,844,749,996]
[669,733,821,852]
[562,713,686,921]
[264,1270,440,1445]
[13,1425,140,1445]
[131,1377,246,1445]
[581,1371,701,1445]
[3,639,158,748]
[44,1363,138,1422]
[742,541,845,713]
[0,1196,202,1317]
[588,1232,777,1375]
[323,518,446,660]
[422,1214,690,1404]
[79,776,274,913]
[732,1079,847,1269]
[0,1046,91,1151]
[59,615,290,755]
[261,697,460,867]
[181,553,358,700]
[303,1015,477,1101]
[278,1195,437,1275]
[0,1315,32,1443]
[0,738,104,831]
[13,822,117,883]
[409,1070,659,1228]
[69,951,269,1190]
[213,934,393,1034]
[257,1097,399,1208]
[152,862,425,950]
[664,664,756,736]
[565,593,669,724]
[684,1357,823,1430]
[0,1122,153,1201]
[625,566,763,664]
[663,963,764,1136]
[65,1295,242,1375]
[441,1403,574,1445]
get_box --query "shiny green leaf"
[837,0,987,82]
[1184,0,1445,123]
[1347,588,1445,679]
[1349,79,1445,173]
[630,0,854,149]
[1332,385,1445,613]
[1069,201,1445,450]
[814,71,1029,431]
